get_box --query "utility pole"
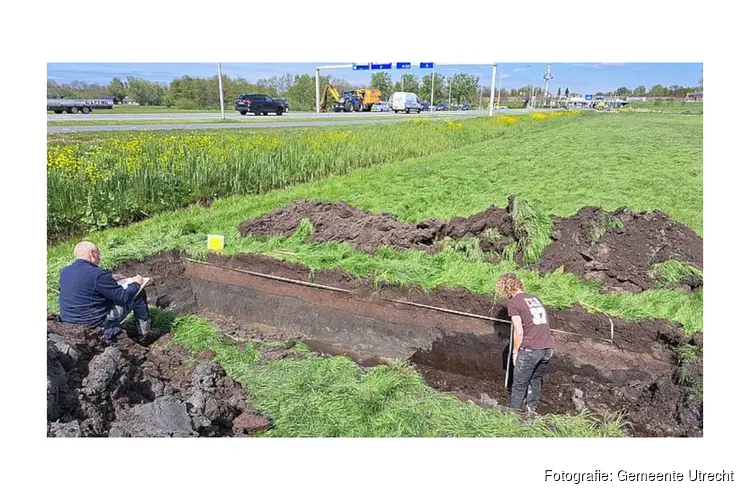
[430,69,435,112]
[218,63,225,119]
[448,76,452,109]
[315,68,320,113]
[489,63,497,116]
[543,63,553,108]
[498,63,503,107]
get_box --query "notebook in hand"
[117,277,151,297]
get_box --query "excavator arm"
[319,84,341,112]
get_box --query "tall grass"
[47,114,580,240]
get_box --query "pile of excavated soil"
[47,315,274,437]
[238,200,515,255]
[238,199,703,293]
[537,206,703,293]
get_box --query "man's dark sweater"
[59,259,140,326]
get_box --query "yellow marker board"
[207,234,224,252]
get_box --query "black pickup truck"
[235,94,286,116]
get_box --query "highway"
[47,109,543,133]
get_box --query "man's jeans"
[509,347,554,411]
[103,293,150,339]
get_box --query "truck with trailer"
[47,98,115,114]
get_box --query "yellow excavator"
[319,84,384,113]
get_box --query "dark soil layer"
[56,251,703,437]
[537,207,703,292]
[237,199,703,293]
[47,313,273,437]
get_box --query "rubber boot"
[136,319,152,341]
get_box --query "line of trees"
[47,72,703,111]
[47,74,331,111]
[601,84,702,98]
[47,72,489,111]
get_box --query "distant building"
[685,91,703,102]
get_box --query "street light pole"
[218,63,225,120]
[430,69,435,112]
[489,63,497,116]
[315,69,321,114]
[448,76,452,109]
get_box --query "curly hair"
[496,272,525,297]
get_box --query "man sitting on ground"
[58,241,151,341]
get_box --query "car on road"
[435,102,448,111]
[272,97,289,113]
[235,94,286,116]
[459,103,472,111]
[370,101,389,112]
[419,101,430,112]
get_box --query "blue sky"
[47,62,702,94]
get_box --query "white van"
[391,92,422,113]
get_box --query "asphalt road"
[47,111,455,121]
[46,109,539,133]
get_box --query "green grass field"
[47,111,702,436]
[629,100,702,113]
[47,112,703,332]
[47,113,567,240]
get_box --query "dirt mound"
[238,200,515,255]
[46,316,272,437]
[238,199,703,293]
[537,206,703,292]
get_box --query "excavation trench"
[103,251,704,437]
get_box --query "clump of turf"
[509,196,552,264]
[439,236,487,262]
[652,259,703,286]
[585,213,624,244]
[481,227,502,242]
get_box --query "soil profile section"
[106,251,702,436]
[191,253,699,436]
